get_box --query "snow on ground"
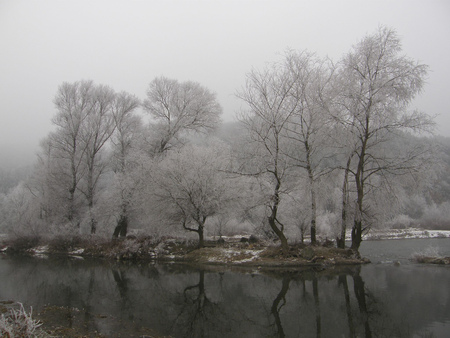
[211,229,450,243]
[207,248,265,264]
[68,248,85,255]
[30,245,49,254]
[363,228,450,241]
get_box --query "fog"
[1,0,449,168]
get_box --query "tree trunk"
[337,155,352,249]
[268,214,289,255]
[306,141,317,245]
[269,175,289,255]
[67,142,78,222]
[351,171,364,250]
[351,219,363,250]
[310,218,317,245]
[88,195,97,234]
[197,224,204,248]
[113,214,128,238]
[90,218,97,234]
[113,203,129,238]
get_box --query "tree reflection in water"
[339,274,355,338]
[352,269,372,338]
[271,275,290,337]
[0,256,449,337]
[266,268,373,338]
[177,270,220,337]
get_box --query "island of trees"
[1,27,449,256]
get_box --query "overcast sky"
[1,0,449,168]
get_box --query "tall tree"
[110,92,141,238]
[284,50,336,244]
[337,26,434,250]
[79,84,116,234]
[52,80,95,224]
[237,63,298,255]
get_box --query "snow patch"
[207,248,264,264]
[29,245,49,255]
[69,248,85,255]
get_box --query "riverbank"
[2,228,449,267]
[0,235,370,267]
[363,228,450,241]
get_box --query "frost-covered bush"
[386,214,415,229]
[219,218,254,237]
[6,235,41,253]
[0,303,46,338]
[317,211,340,239]
[412,246,442,260]
[420,202,450,230]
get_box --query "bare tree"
[143,76,222,155]
[284,50,336,244]
[52,80,95,224]
[236,63,298,255]
[336,26,434,250]
[109,92,141,238]
[47,81,139,234]
[78,84,116,234]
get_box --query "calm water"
[0,238,449,337]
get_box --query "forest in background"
[1,26,449,251]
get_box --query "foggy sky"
[1,0,449,168]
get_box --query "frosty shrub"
[0,303,46,338]
[412,246,442,261]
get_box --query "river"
[1,238,449,337]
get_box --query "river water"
[1,238,449,337]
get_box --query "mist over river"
[1,238,450,337]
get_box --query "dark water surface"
[1,238,449,337]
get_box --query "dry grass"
[0,302,47,338]
[412,246,450,265]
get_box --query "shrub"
[6,235,41,253]
[0,303,47,337]
[412,246,442,262]
[47,235,87,253]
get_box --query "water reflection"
[0,255,449,337]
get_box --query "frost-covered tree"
[336,26,434,250]
[79,84,116,234]
[150,143,237,248]
[109,92,141,238]
[143,76,222,155]
[42,80,140,234]
[51,80,95,224]
[0,183,43,236]
[284,50,336,244]
[237,62,298,255]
